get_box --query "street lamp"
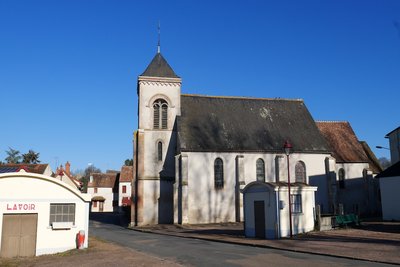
[283,140,293,238]
[376,146,390,150]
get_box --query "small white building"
[242,181,317,239]
[87,172,118,212]
[377,161,400,221]
[0,170,91,257]
[119,166,133,209]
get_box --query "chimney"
[65,161,71,176]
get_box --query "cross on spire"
[157,21,161,54]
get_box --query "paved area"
[133,221,400,265]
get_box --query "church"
[130,50,381,227]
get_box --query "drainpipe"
[276,188,281,239]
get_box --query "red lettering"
[31,204,35,210]
[6,203,36,211]
[13,204,17,210]
[7,204,11,211]
[18,204,23,210]
[23,204,28,210]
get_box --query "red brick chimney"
[65,161,71,176]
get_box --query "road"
[90,220,394,267]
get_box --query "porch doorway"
[254,201,265,238]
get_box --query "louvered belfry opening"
[153,99,168,129]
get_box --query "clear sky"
[1,1,399,173]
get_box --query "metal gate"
[1,214,38,257]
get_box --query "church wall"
[335,162,373,215]
[182,151,328,224]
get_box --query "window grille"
[214,158,224,189]
[291,194,302,213]
[295,161,306,183]
[338,168,345,189]
[153,99,168,129]
[256,158,265,182]
[158,142,163,161]
[49,203,75,225]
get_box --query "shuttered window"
[153,99,168,129]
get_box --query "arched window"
[153,99,168,129]
[338,168,345,189]
[295,161,306,183]
[157,142,163,161]
[256,158,265,182]
[214,158,224,189]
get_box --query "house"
[87,172,118,212]
[385,127,400,165]
[0,163,53,176]
[316,121,382,216]
[53,162,82,190]
[131,51,381,227]
[376,161,400,221]
[119,166,133,210]
[0,170,90,257]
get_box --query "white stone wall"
[0,172,90,256]
[380,176,400,220]
[118,182,131,206]
[87,187,114,212]
[180,151,328,224]
[335,162,370,215]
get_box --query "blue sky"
[1,1,399,172]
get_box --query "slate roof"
[375,161,400,178]
[120,166,133,183]
[316,121,370,163]
[177,95,330,153]
[0,164,49,174]
[88,173,118,188]
[140,53,180,78]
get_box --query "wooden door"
[1,214,38,257]
[254,201,266,239]
[99,201,104,212]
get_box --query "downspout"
[275,187,281,239]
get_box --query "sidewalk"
[132,221,400,265]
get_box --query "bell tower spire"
[157,21,161,54]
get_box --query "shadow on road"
[90,212,130,227]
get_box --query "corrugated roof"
[88,173,118,188]
[0,164,49,174]
[177,95,330,153]
[120,166,133,182]
[316,121,369,163]
[140,53,179,78]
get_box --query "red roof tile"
[120,166,133,182]
[88,173,118,188]
[316,121,369,163]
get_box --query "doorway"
[1,214,38,257]
[254,201,265,239]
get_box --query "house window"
[158,141,163,161]
[291,194,302,213]
[295,161,306,183]
[338,168,345,189]
[93,201,97,208]
[153,99,168,129]
[122,185,127,194]
[94,187,98,193]
[214,158,224,189]
[256,158,265,182]
[49,203,75,225]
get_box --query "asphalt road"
[90,220,394,267]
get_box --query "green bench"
[335,214,360,227]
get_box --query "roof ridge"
[182,93,303,102]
